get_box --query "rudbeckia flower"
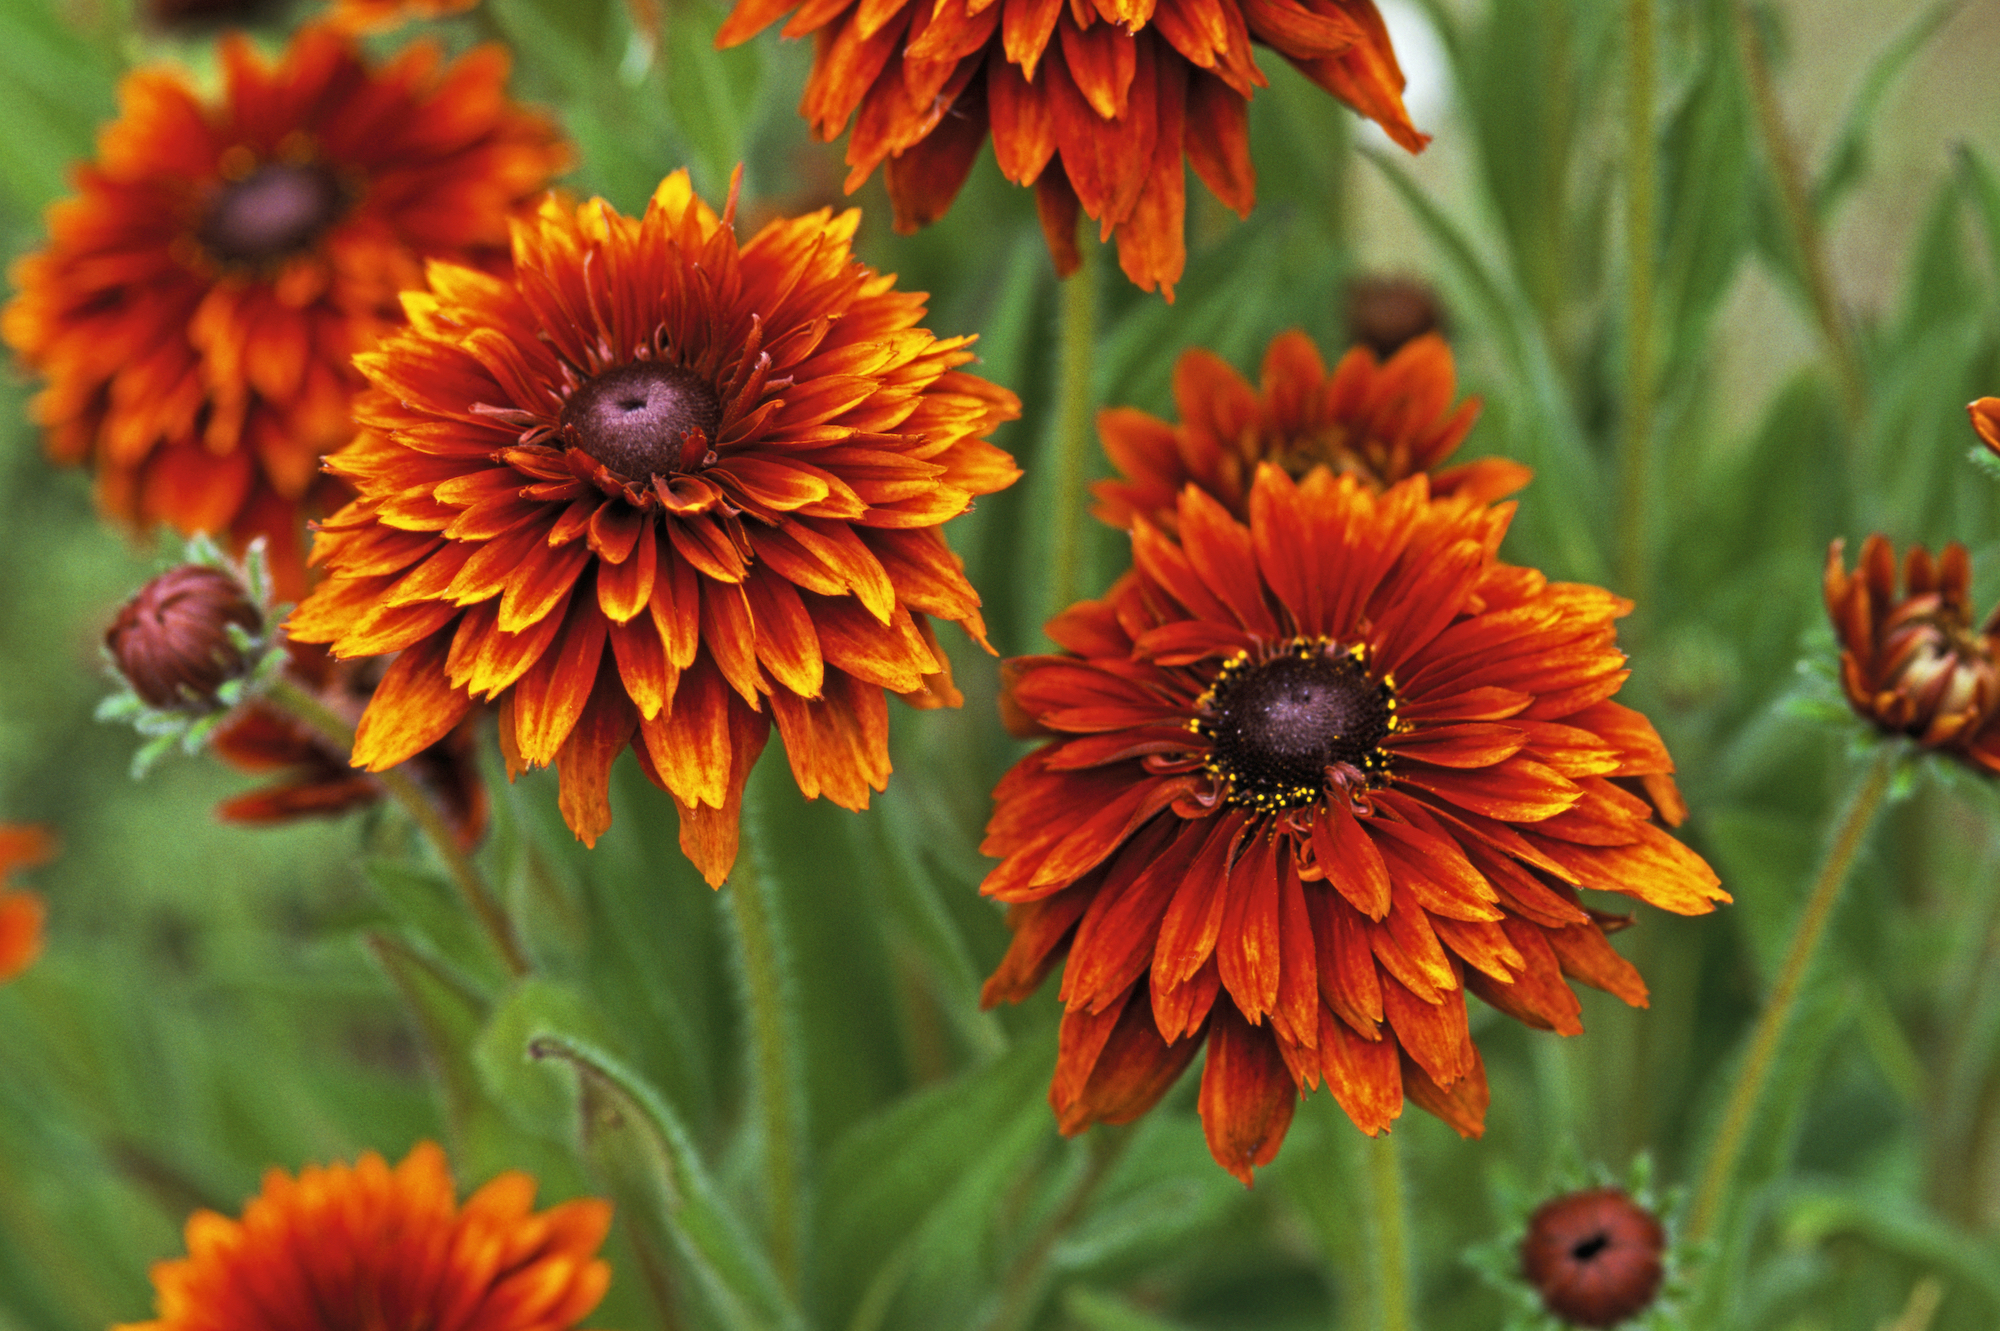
[1091,330,1528,535]
[0,825,53,984]
[716,0,1425,298]
[1824,534,2000,771]
[982,466,1723,1181]
[289,173,1021,883]
[117,1142,610,1331]
[3,27,568,596]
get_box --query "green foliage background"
[2,0,2000,1327]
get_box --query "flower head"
[3,27,568,596]
[717,0,1424,298]
[982,468,1723,1181]
[1520,1187,1667,1328]
[1091,329,1527,535]
[143,0,289,30]
[0,826,54,984]
[117,1141,610,1331]
[1824,535,2000,770]
[1971,396,2000,458]
[289,173,1021,883]
[106,564,264,711]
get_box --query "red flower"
[716,0,1425,298]
[982,467,1723,1181]
[2,27,568,597]
[1091,330,1527,536]
[288,174,1020,883]
[0,825,54,984]
[117,1142,611,1331]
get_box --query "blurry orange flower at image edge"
[289,171,1020,884]
[118,1141,610,1331]
[0,825,53,983]
[1,25,567,595]
[982,467,1725,1181]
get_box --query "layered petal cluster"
[2,27,567,595]
[118,1141,610,1331]
[717,0,1424,298]
[290,174,1021,883]
[0,825,53,984]
[1092,330,1527,535]
[981,467,1724,1181]
[213,645,488,845]
[1824,535,2000,771]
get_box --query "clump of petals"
[0,825,55,984]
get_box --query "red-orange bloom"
[326,0,480,31]
[212,646,488,845]
[1825,534,2000,772]
[289,173,1021,883]
[982,467,1724,1181]
[117,1141,611,1331]
[2,28,567,597]
[717,0,1425,299]
[1971,397,2000,458]
[0,825,53,984]
[1091,331,1527,535]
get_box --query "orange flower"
[3,28,567,598]
[326,0,480,31]
[288,173,1021,883]
[0,825,53,984]
[1092,330,1527,534]
[212,645,489,846]
[1971,396,2000,458]
[117,1141,611,1331]
[716,0,1425,298]
[981,467,1723,1182]
[1824,535,2000,771]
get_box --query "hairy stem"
[985,1126,1130,1331]
[1368,1131,1415,1331]
[264,677,526,976]
[1045,241,1099,629]
[1688,748,1894,1243]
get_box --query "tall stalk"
[1044,241,1099,629]
[1367,1131,1415,1331]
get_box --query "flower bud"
[1343,274,1446,361]
[106,565,264,711]
[1519,1187,1667,1328]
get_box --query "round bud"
[1520,1187,1667,1328]
[107,565,264,710]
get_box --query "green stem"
[1367,1131,1414,1331]
[1045,239,1099,631]
[1731,0,1868,429]
[1616,0,1658,600]
[984,1126,1130,1331]
[1687,748,1894,1244]
[724,800,804,1296]
[263,677,527,977]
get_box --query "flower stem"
[1045,239,1099,629]
[984,1125,1130,1331]
[1687,747,1894,1244]
[1731,0,1867,429]
[1616,0,1658,600]
[1367,1131,1415,1331]
[723,796,804,1296]
[263,677,527,977]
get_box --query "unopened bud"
[106,565,264,711]
[1520,1187,1666,1328]
[1344,274,1445,361]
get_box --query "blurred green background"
[3,0,2000,1327]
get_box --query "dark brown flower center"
[1198,642,1396,811]
[560,361,722,479]
[199,163,345,266]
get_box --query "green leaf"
[361,859,510,992]
[474,978,616,1140]
[529,1032,808,1331]
[664,2,765,199]
[1812,1,1963,221]
[365,932,515,1173]
[1060,1286,1198,1331]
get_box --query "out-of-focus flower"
[325,0,479,31]
[289,173,1020,882]
[1824,535,2000,771]
[1970,397,2000,458]
[982,467,1723,1182]
[212,646,488,846]
[106,564,264,712]
[1519,1187,1667,1328]
[0,826,54,984]
[1091,330,1526,534]
[716,0,1425,299]
[115,1141,611,1331]
[1343,273,1444,360]
[2,27,568,597]
[143,0,290,30]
